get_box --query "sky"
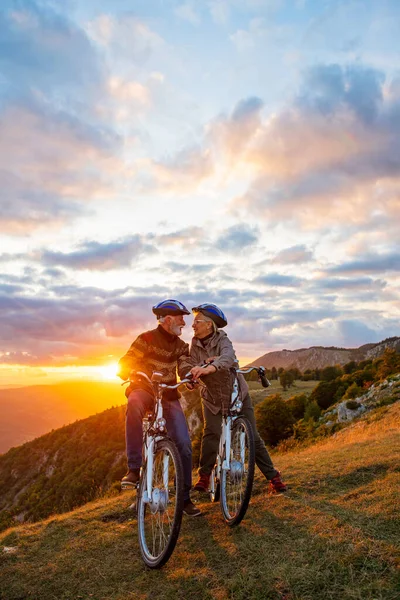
[0,0,399,387]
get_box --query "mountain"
[0,381,125,454]
[247,336,400,371]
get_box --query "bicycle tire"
[137,438,184,568]
[209,466,220,503]
[220,416,255,527]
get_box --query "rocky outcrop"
[321,374,400,425]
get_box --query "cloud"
[155,227,205,246]
[149,146,214,192]
[253,273,303,287]
[175,3,201,25]
[146,96,263,192]
[0,1,102,100]
[338,319,381,346]
[215,224,259,251]
[315,276,387,291]
[299,64,384,123]
[0,2,128,234]
[325,251,400,275]
[40,236,157,271]
[234,63,400,231]
[0,101,121,233]
[87,13,164,63]
[270,245,314,265]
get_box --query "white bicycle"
[122,370,193,568]
[208,365,270,527]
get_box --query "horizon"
[1,1,400,388]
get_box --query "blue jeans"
[126,389,193,501]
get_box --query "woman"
[178,303,287,494]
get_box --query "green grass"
[248,379,319,405]
[1,403,399,600]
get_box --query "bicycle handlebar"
[121,370,195,390]
[237,366,270,388]
[186,363,270,388]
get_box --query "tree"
[343,361,357,374]
[377,348,400,380]
[321,365,343,382]
[255,394,294,446]
[310,379,342,410]
[279,370,294,391]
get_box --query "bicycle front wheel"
[137,438,184,568]
[209,466,220,503]
[220,416,255,527]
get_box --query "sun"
[98,362,120,380]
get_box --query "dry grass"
[1,404,399,600]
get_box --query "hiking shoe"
[193,473,210,492]
[121,469,140,490]
[269,471,287,493]
[183,499,202,517]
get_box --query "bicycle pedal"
[121,482,139,491]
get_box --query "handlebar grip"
[258,368,270,388]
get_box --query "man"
[117,299,201,517]
[179,302,287,495]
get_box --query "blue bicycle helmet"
[192,303,228,328]
[152,299,190,317]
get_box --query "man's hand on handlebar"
[185,381,199,391]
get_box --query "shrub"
[286,394,308,420]
[344,382,362,400]
[255,394,294,446]
[304,401,321,421]
[346,400,360,410]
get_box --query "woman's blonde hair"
[194,311,218,333]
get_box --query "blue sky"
[0,0,399,385]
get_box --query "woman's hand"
[190,364,217,379]
[205,356,218,364]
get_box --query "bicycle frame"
[213,373,244,488]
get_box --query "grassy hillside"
[0,381,125,454]
[1,402,399,600]
[0,406,127,531]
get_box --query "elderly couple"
[117,299,286,517]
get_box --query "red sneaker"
[269,471,287,493]
[193,473,210,492]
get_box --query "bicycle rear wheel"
[137,438,184,568]
[220,416,255,527]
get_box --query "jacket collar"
[192,330,225,349]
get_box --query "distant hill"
[0,381,125,454]
[247,336,400,371]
